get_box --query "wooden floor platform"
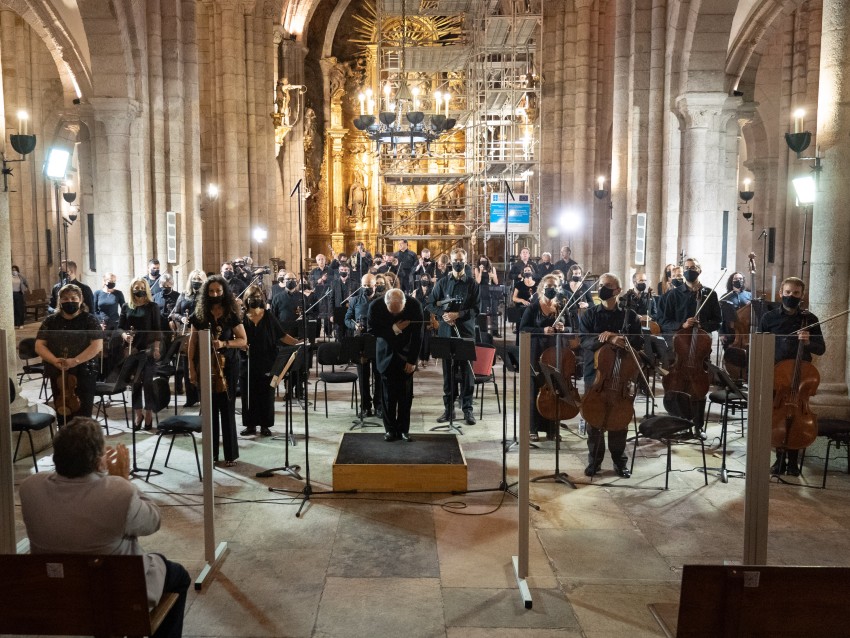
[332,432,467,493]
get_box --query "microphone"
[758,229,767,239]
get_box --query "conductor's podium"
[332,432,467,492]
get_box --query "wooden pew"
[0,553,178,638]
[24,288,50,322]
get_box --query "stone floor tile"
[564,581,680,637]
[442,587,579,630]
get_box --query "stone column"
[608,0,631,278]
[90,98,139,286]
[808,0,850,414]
[674,92,740,279]
[644,0,666,283]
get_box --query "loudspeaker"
[46,230,52,265]
[166,211,177,264]
[768,227,776,263]
[634,212,647,265]
[88,213,97,272]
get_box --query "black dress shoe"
[584,464,600,477]
[436,411,456,423]
[240,427,257,436]
[614,465,631,479]
[260,427,273,437]
[375,409,383,419]
[400,433,413,442]
[384,432,399,442]
[463,412,476,425]
[786,463,801,477]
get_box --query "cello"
[771,311,819,451]
[535,337,581,422]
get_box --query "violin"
[211,326,228,394]
[535,337,581,422]
[771,311,819,450]
[580,338,642,432]
[54,351,81,417]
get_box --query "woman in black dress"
[118,278,162,430]
[561,264,594,331]
[35,284,103,425]
[169,269,206,407]
[239,285,296,437]
[188,275,247,466]
[519,274,568,441]
[475,256,500,337]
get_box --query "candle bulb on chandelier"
[383,83,391,112]
[444,94,450,118]
[434,91,442,114]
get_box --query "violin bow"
[553,270,593,325]
[693,268,728,320]
[789,307,850,334]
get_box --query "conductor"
[368,288,423,442]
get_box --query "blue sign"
[489,193,531,232]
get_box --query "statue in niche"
[327,58,349,99]
[276,78,295,126]
[304,107,317,153]
[348,173,367,219]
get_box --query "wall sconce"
[2,110,38,191]
[593,175,613,219]
[784,108,823,173]
[739,178,755,229]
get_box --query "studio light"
[792,175,816,205]
[45,148,71,180]
[559,210,582,232]
[252,227,268,243]
[207,183,220,199]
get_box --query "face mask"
[598,286,617,301]
[277,277,286,283]
[61,301,79,314]
[452,262,465,273]
[684,270,699,284]
[363,287,374,296]
[420,279,430,287]
[132,290,147,298]
[106,281,116,290]
[635,282,647,292]
[665,270,671,279]
[150,269,160,277]
[524,273,533,279]
[162,287,172,295]
[479,262,487,267]
[782,295,802,309]
[191,281,202,291]
[208,297,223,305]
[571,275,581,282]
[222,271,234,280]
[543,288,557,299]
[247,298,264,309]
[340,273,349,279]
[285,281,297,290]
[732,280,743,290]
[375,285,386,293]
[672,278,684,288]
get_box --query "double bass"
[535,338,581,422]
[771,311,819,451]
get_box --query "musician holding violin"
[561,265,594,328]
[578,274,643,478]
[622,272,658,322]
[187,275,247,467]
[519,274,570,442]
[759,277,825,476]
[35,284,103,425]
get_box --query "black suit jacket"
[367,296,423,374]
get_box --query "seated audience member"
[20,418,190,638]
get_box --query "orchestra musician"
[345,273,383,420]
[119,278,162,431]
[509,247,536,282]
[658,263,676,295]
[221,261,247,298]
[188,275,247,467]
[351,242,373,281]
[426,248,480,426]
[414,274,434,367]
[35,284,103,425]
[561,264,594,330]
[553,245,578,276]
[759,277,825,476]
[475,256,500,339]
[330,262,357,341]
[622,272,657,320]
[367,288,423,442]
[657,257,722,436]
[720,271,753,348]
[270,271,303,333]
[578,273,643,478]
[395,239,418,292]
[310,254,333,338]
[519,274,567,442]
[170,269,206,408]
[537,252,555,277]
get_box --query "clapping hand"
[103,444,130,479]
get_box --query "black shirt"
[578,303,643,380]
[271,290,304,325]
[367,296,424,373]
[37,312,103,377]
[153,289,180,327]
[242,312,286,375]
[621,290,657,318]
[552,258,577,276]
[513,279,536,303]
[759,307,826,363]
[658,284,722,334]
[189,311,241,368]
[426,273,480,339]
[118,302,162,352]
[50,279,95,316]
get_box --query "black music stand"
[256,348,302,479]
[502,345,520,452]
[700,362,746,483]
[530,362,577,489]
[341,334,382,431]
[429,335,476,436]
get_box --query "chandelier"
[351,0,455,156]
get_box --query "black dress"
[240,312,285,431]
[118,303,162,413]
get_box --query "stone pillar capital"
[89,98,141,129]
[675,92,741,129]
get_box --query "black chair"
[93,352,147,433]
[631,392,708,489]
[154,335,188,415]
[17,337,48,400]
[150,376,172,428]
[313,342,358,418]
[8,378,55,473]
[145,414,202,482]
[705,363,748,434]
[817,418,850,488]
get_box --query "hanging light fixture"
[351,0,455,156]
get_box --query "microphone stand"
[264,179,355,516]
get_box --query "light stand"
[792,175,817,282]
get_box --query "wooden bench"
[0,553,178,638]
[24,288,50,321]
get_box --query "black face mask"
[106,281,116,290]
[132,290,147,298]
[452,262,465,273]
[523,273,533,279]
[277,277,286,283]
[375,285,386,294]
[61,301,80,315]
[208,297,223,305]
[247,298,264,309]
[363,287,374,297]
[420,279,430,287]
[285,281,297,290]
[635,282,647,292]
[665,270,671,279]
[150,269,160,278]
[571,275,581,282]
[732,280,743,290]
[543,288,557,299]
[340,273,349,279]
[684,270,700,284]
[598,286,617,301]
[222,271,234,280]
[191,281,202,291]
[162,287,172,295]
[671,278,684,288]
[782,295,802,309]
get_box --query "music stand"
[701,362,746,483]
[340,334,383,430]
[502,345,520,452]
[429,336,476,435]
[530,362,577,489]
[256,348,302,479]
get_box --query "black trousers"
[380,364,414,434]
[240,371,275,429]
[13,290,25,327]
[151,556,191,638]
[50,371,96,426]
[442,358,474,413]
[131,357,157,411]
[584,374,628,468]
[211,389,239,462]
